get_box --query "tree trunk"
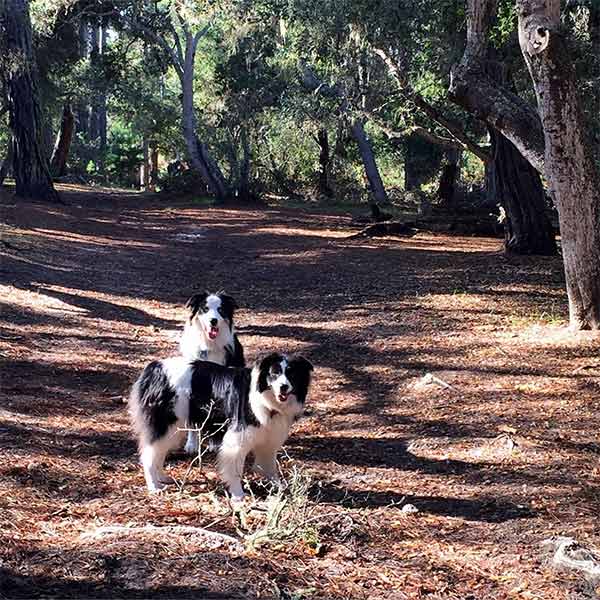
[485,59,556,256]
[0,143,14,186]
[316,128,333,198]
[75,18,90,137]
[437,149,461,207]
[150,144,159,192]
[179,35,229,202]
[404,135,423,191]
[350,119,389,205]
[50,103,75,177]
[236,126,252,202]
[517,0,600,329]
[141,137,150,191]
[4,0,60,202]
[490,128,556,255]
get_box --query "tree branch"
[364,110,467,151]
[373,48,490,163]
[448,0,545,173]
[126,17,184,79]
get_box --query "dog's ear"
[254,352,282,372]
[254,352,282,392]
[185,291,208,319]
[289,356,314,373]
[219,293,239,311]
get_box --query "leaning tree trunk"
[350,119,389,205]
[4,0,60,202]
[179,34,229,202]
[518,0,600,329]
[490,128,556,255]
[50,103,74,177]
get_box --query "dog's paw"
[147,482,167,494]
[157,474,175,485]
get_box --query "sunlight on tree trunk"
[517,0,600,329]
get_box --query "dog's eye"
[271,365,281,375]
[203,306,210,312]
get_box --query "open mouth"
[278,391,289,403]
[207,326,219,340]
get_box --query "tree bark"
[350,119,389,205]
[4,0,60,202]
[50,103,74,177]
[299,62,389,204]
[517,0,600,329]
[490,128,556,255]
[236,126,252,202]
[485,59,557,256]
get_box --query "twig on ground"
[416,372,458,391]
[80,525,243,551]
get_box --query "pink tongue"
[208,327,219,339]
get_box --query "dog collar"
[198,349,208,360]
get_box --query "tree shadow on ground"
[288,435,581,488]
[0,568,248,599]
[310,479,534,523]
[0,421,136,461]
[1,359,133,416]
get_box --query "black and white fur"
[179,291,245,455]
[129,352,313,500]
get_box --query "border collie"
[129,352,313,500]
[179,291,245,455]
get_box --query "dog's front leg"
[218,430,248,501]
[253,446,280,483]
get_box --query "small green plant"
[241,465,320,551]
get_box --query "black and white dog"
[129,352,314,500]
[179,291,245,455]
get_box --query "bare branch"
[125,17,184,78]
[366,111,466,151]
[373,48,490,162]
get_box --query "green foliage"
[16,0,600,201]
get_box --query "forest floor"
[1,184,600,600]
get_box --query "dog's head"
[255,352,314,409]
[185,291,238,341]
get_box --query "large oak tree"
[3,0,60,202]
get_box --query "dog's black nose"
[210,318,218,327]
[279,383,289,393]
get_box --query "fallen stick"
[419,372,458,391]
[81,525,243,551]
[541,536,600,582]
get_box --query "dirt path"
[1,185,599,599]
